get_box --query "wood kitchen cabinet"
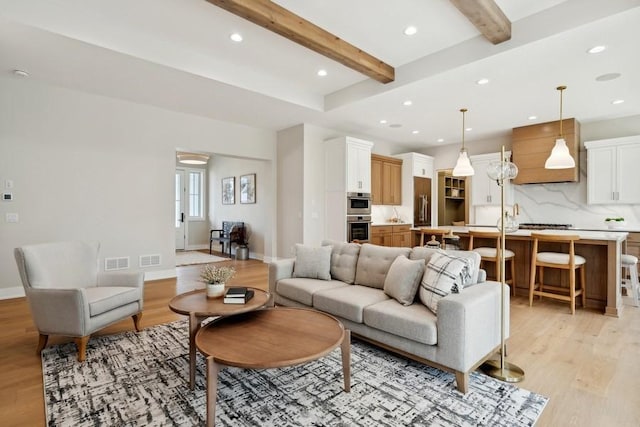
[437,170,468,226]
[371,224,411,247]
[470,152,513,206]
[371,154,402,205]
[585,135,640,204]
[512,118,580,184]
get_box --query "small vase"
[206,283,225,299]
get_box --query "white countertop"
[411,225,628,242]
[372,222,412,226]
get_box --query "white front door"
[175,169,186,250]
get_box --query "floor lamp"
[479,146,525,382]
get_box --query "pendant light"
[544,86,575,169]
[452,108,474,176]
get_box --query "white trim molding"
[0,286,26,300]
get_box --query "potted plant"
[605,217,626,229]
[200,264,236,298]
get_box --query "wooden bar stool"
[419,228,449,247]
[528,233,586,315]
[621,254,639,307]
[468,230,516,295]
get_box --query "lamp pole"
[480,145,525,382]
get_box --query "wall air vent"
[104,257,130,271]
[139,254,161,268]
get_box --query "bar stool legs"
[621,254,639,307]
[528,233,586,315]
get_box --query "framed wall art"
[222,176,235,204]
[240,173,256,204]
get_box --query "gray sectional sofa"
[268,241,509,393]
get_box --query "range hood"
[511,118,580,184]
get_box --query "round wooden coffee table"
[196,307,351,427]
[168,287,269,390]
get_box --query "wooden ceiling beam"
[449,0,511,44]
[206,0,394,83]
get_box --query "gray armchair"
[14,241,144,361]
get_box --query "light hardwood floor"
[1,258,639,426]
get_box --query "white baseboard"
[185,244,209,251]
[0,286,26,300]
[144,268,177,282]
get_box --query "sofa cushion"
[85,286,142,317]
[276,278,349,306]
[292,244,332,280]
[354,244,411,289]
[313,285,390,323]
[363,299,438,345]
[411,247,481,286]
[383,256,425,306]
[321,240,360,284]
[419,252,473,314]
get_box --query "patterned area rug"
[175,251,227,266]
[42,320,548,426]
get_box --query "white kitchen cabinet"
[411,153,433,178]
[585,135,640,204]
[325,136,373,194]
[347,139,372,192]
[470,152,513,206]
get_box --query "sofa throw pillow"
[292,244,332,280]
[383,256,425,306]
[321,239,360,284]
[419,252,474,314]
[411,247,481,287]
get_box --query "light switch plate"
[6,213,18,223]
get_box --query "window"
[188,170,205,220]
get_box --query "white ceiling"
[1,0,639,151]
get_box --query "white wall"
[0,77,276,298]
[208,156,271,259]
[277,125,304,257]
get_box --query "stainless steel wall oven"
[347,215,371,243]
[347,192,372,216]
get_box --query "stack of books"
[223,287,254,304]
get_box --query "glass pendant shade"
[452,149,474,176]
[487,160,518,181]
[544,138,575,169]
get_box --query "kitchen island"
[413,226,628,317]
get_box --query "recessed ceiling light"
[412,130,420,134]
[476,78,490,85]
[528,115,537,120]
[403,26,417,36]
[587,45,606,54]
[317,69,327,77]
[596,72,621,81]
[13,69,29,77]
[379,119,387,124]
[437,138,444,143]
[611,99,625,105]
[403,100,412,106]
[465,127,472,132]
[230,33,243,42]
